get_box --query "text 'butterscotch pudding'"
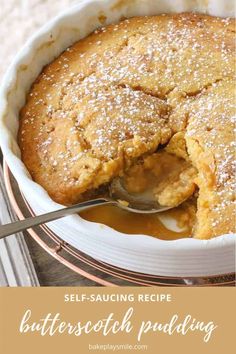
[18,13,236,240]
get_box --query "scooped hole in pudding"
[122,132,198,208]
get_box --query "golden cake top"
[18,13,236,238]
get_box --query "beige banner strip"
[0,287,234,354]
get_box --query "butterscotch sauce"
[80,204,195,240]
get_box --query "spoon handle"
[0,198,112,239]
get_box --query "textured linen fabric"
[0,0,76,79]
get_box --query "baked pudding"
[18,13,236,239]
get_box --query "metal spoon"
[0,177,174,239]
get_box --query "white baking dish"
[0,0,235,276]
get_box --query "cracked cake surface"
[18,13,236,239]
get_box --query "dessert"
[18,13,236,239]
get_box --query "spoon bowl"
[110,177,173,214]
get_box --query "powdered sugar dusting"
[18,12,236,236]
